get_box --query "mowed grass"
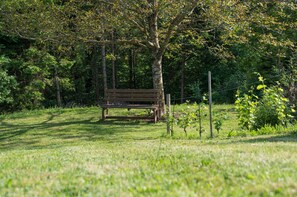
[1,105,297,196]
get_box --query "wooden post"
[208,71,213,138]
[166,94,172,135]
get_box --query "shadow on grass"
[0,114,155,151]
[240,132,297,143]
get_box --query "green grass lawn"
[1,105,297,196]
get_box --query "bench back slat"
[105,89,162,104]
[106,89,159,93]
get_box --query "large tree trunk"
[152,51,165,115]
[148,0,165,115]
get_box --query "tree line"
[0,0,296,113]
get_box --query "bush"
[235,75,294,130]
[0,56,17,105]
[170,101,208,137]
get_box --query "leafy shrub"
[0,56,17,104]
[169,102,207,137]
[213,113,228,133]
[235,90,258,130]
[177,105,197,136]
[0,70,17,104]
[254,86,293,129]
[235,75,294,130]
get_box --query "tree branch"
[79,37,147,47]
[159,0,199,56]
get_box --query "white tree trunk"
[152,52,165,115]
[54,66,62,107]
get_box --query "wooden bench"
[101,89,162,123]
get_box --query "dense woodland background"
[0,0,296,113]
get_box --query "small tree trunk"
[102,44,108,92]
[133,50,136,88]
[129,49,134,88]
[54,66,62,107]
[129,49,137,89]
[91,45,100,104]
[111,30,116,89]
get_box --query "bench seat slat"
[102,104,159,109]
[105,98,160,102]
[106,93,159,97]
[105,116,156,120]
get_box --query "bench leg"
[157,108,161,121]
[154,109,157,123]
[102,108,106,121]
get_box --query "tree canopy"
[0,0,296,112]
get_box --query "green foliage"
[0,56,17,104]
[235,90,258,130]
[166,113,176,135]
[174,102,208,137]
[177,104,196,136]
[16,47,53,109]
[0,70,17,104]
[235,75,294,130]
[278,54,297,108]
[1,0,297,114]
[188,81,202,101]
[254,86,293,128]
[213,113,228,134]
[0,41,77,111]
[228,124,297,137]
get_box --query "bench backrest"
[105,89,162,104]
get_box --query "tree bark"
[152,51,165,115]
[102,44,108,92]
[147,0,165,114]
[111,30,117,89]
[146,0,199,114]
[129,49,137,88]
[91,45,100,104]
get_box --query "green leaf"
[256,84,266,90]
